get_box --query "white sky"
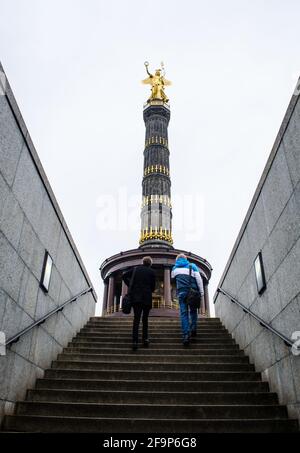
[0,0,299,316]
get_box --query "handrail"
[5,287,93,347]
[215,287,294,348]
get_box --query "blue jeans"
[178,292,198,339]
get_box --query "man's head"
[142,256,153,267]
[176,253,187,261]
[155,69,161,76]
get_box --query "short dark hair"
[142,256,153,267]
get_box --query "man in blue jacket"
[171,253,204,346]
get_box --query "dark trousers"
[132,305,151,343]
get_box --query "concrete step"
[90,316,222,322]
[87,318,222,323]
[4,415,298,433]
[79,330,230,337]
[87,316,223,327]
[64,347,245,356]
[69,340,240,349]
[15,401,288,419]
[45,368,262,381]
[90,316,221,321]
[83,323,223,332]
[74,335,236,343]
[81,325,228,333]
[58,352,250,363]
[81,329,228,335]
[52,360,255,372]
[26,388,279,405]
[35,378,271,393]
[86,324,224,329]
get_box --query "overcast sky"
[1,0,299,315]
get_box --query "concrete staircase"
[3,317,299,433]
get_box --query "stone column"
[115,294,121,312]
[164,268,172,308]
[204,283,210,317]
[101,281,109,316]
[120,280,128,309]
[107,275,115,315]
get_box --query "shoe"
[132,342,138,351]
[143,339,150,348]
[183,336,190,347]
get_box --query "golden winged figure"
[142,61,171,103]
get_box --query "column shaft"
[121,280,128,309]
[107,275,115,315]
[101,282,109,316]
[204,283,210,317]
[121,280,128,297]
[164,268,172,308]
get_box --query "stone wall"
[0,63,97,423]
[214,79,300,423]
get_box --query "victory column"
[100,62,212,316]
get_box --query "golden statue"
[142,61,171,103]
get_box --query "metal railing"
[5,287,94,347]
[215,287,294,348]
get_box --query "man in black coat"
[122,256,156,350]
